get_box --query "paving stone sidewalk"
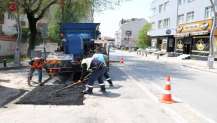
[0,61,29,71]
[132,51,217,74]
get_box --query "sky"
[94,0,152,37]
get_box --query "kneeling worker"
[80,57,107,94]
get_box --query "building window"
[7,12,16,20]
[163,18,170,28]
[158,20,163,29]
[178,0,182,6]
[151,22,156,30]
[205,6,213,19]
[164,1,169,11]
[159,4,163,13]
[186,11,194,23]
[178,14,184,24]
[187,0,193,3]
[178,0,186,6]
[152,7,157,15]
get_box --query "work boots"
[82,87,93,94]
[107,80,114,87]
[100,85,107,93]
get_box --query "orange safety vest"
[32,60,44,69]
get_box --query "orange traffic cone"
[120,57,124,64]
[161,76,175,104]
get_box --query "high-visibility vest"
[32,60,43,69]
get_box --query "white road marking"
[123,68,188,123]
[151,82,217,123]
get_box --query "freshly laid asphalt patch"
[16,84,85,105]
[0,86,25,107]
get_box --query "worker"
[28,57,44,86]
[80,57,107,94]
[92,50,114,87]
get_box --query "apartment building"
[0,12,28,56]
[149,0,217,57]
[148,0,178,53]
[115,18,147,49]
[175,0,216,57]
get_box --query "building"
[0,12,28,57]
[148,0,178,53]
[175,0,217,57]
[149,0,217,58]
[1,12,28,35]
[115,18,147,49]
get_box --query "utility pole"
[13,0,22,66]
[208,0,216,69]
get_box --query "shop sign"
[176,19,212,33]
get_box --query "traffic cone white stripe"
[163,90,171,94]
[166,81,170,85]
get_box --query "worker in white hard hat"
[28,57,45,86]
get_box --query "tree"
[48,0,129,42]
[1,0,128,55]
[16,0,58,56]
[48,0,93,42]
[136,23,151,49]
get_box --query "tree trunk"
[27,13,37,57]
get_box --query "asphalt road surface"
[110,50,217,122]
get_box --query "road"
[110,50,217,122]
[0,50,217,123]
[0,51,176,123]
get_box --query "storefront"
[175,19,213,56]
[151,35,175,52]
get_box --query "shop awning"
[175,31,209,38]
[174,33,190,38]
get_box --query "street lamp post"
[208,0,216,69]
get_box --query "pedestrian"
[28,57,44,86]
[92,49,114,87]
[80,57,107,94]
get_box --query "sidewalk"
[133,51,217,74]
[0,64,176,123]
[0,61,29,71]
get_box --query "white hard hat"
[33,57,41,60]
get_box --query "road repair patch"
[0,86,26,107]
[16,85,85,105]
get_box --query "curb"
[182,65,217,74]
[0,66,28,71]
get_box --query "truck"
[45,23,101,82]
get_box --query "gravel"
[16,84,85,105]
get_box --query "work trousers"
[29,68,42,83]
[104,67,111,81]
[87,66,106,88]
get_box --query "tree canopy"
[0,0,130,55]
[48,0,92,42]
[136,23,151,49]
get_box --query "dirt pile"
[16,84,85,105]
